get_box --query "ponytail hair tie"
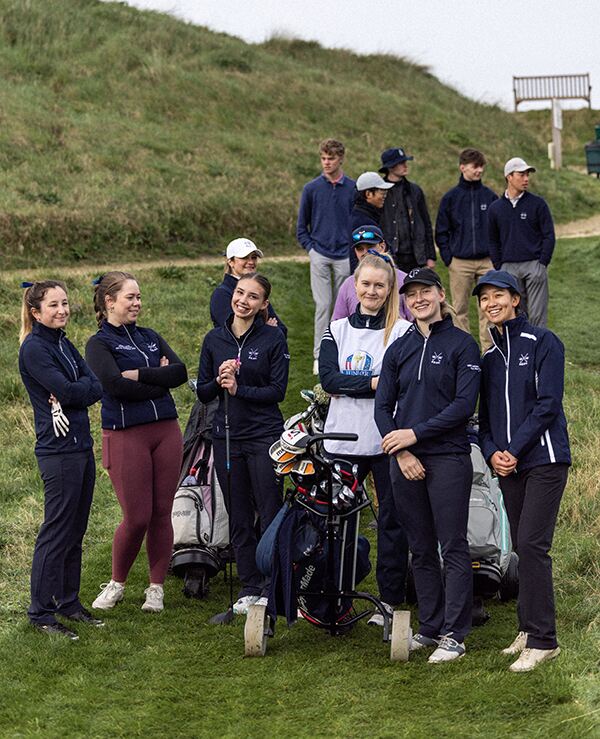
[20,281,34,288]
[91,275,104,286]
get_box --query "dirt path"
[555,214,600,239]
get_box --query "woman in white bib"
[319,253,412,626]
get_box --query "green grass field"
[0,237,598,738]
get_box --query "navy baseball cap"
[379,147,414,171]
[472,269,521,296]
[352,225,385,245]
[399,267,443,294]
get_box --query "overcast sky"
[122,0,598,111]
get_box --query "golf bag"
[468,442,519,602]
[170,397,230,598]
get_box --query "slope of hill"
[0,0,599,266]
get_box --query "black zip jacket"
[196,315,290,440]
[85,321,187,430]
[19,322,102,457]
[375,316,481,455]
[380,178,435,264]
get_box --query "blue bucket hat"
[472,269,521,296]
[379,147,414,172]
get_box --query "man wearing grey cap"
[487,157,555,327]
[379,146,436,273]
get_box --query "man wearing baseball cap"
[487,157,555,327]
[348,172,394,273]
[379,147,436,273]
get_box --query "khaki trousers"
[448,256,493,351]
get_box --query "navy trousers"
[390,452,473,642]
[29,451,96,625]
[499,463,568,649]
[213,435,283,598]
[345,454,408,605]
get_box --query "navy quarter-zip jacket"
[487,191,555,268]
[435,176,498,265]
[478,314,570,471]
[375,315,481,455]
[86,321,187,430]
[19,322,102,456]
[196,316,290,440]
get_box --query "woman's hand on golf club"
[217,359,238,396]
[490,450,518,477]
[395,450,426,480]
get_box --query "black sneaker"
[62,608,105,627]
[33,622,79,640]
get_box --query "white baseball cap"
[226,238,264,259]
[356,171,394,191]
[504,157,536,177]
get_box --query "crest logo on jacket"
[431,352,443,365]
[343,350,374,376]
[520,212,528,220]
[480,204,487,211]
[147,342,158,352]
[248,348,259,360]
[519,353,529,366]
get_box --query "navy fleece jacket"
[196,316,289,440]
[435,176,498,265]
[375,316,481,456]
[19,322,102,457]
[487,191,555,268]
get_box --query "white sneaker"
[428,634,466,663]
[367,601,393,627]
[142,584,164,613]
[313,359,319,376]
[509,646,560,672]
[232,595,260,615]
[501,631,528,655]
[410,633,440,652]
[92,580,125,610]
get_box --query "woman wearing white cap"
[210,238,287,336]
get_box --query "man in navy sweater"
[487,157,555,327]
[296,138,355,374]
[435,148,498,349]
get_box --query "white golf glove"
[51,400,70,438]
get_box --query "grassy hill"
[1,0,600,267]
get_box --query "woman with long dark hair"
[375,268,481,663]
[197,272,289,614]
[19,280,103,639]
[320,253,411,625]
[475,269,570,672]
[86,271,187,613]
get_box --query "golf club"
[210,390,235,625]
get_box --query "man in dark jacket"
[435,148,498,349]
[379,146,435,272]
[487,157,555,327]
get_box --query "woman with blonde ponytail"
[319,253,412,625]
[18,280,103,640]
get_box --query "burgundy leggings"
[102,419,183,584]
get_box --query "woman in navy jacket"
[198,273,289,614]
[210,237,287,336]
[320,253,411,625]
[19,280,103,639]
[475,269,570,672]
[86,271,187,614]
[375,268,481,663]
